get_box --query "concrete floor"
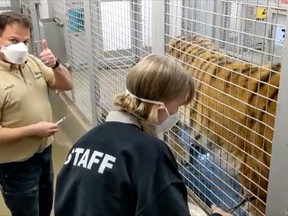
[0,129,72,216]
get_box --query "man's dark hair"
[0,11,33,33]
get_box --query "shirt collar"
[0,59,27,71]
[105,111,141,129]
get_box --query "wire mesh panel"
[48,0,93,121]
[165,0,285,215]
[89,0,152,124]
[45,0,288,214]
[49,0,152,123]
[50,0,74,101]
[61,1,93,122]
[0,0,11,7]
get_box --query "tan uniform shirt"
[0,54,56,163]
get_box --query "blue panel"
[67,8,85,32]
[177,128,247,216]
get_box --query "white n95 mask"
[155,109,179,135]
[126,89,179,136]
[1,42,28,64]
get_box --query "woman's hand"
[211,205,233,216]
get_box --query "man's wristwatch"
[52,58,60,69]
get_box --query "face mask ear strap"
[126,89,163,105]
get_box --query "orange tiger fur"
[167,35,281,216]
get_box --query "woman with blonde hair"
[55,54,231,216]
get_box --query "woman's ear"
[156,104,167,117]
[156,104,168,124]
[157,103,166,111]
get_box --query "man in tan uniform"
[0,12,73,216]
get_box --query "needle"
[56,114,71,125]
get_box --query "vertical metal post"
[265,11,288,216]
[91,0,103,124]
[263,6,274,63]
[235,2,242,56]
[29,0,41,55]
[130,0,143,60]
[83,0,97,123]
[151,0,165,54]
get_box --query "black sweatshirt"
[55,112,223,216]
[55,122,189,216]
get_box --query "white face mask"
[126,89,179,136]
[155,108,179,134]
[1,42,28,64]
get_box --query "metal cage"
[44,0,288,215]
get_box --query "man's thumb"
[42,39,48,51]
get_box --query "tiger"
[166,35,281,216]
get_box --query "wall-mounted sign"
[275,25,286,46]
[256,7,267,19]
